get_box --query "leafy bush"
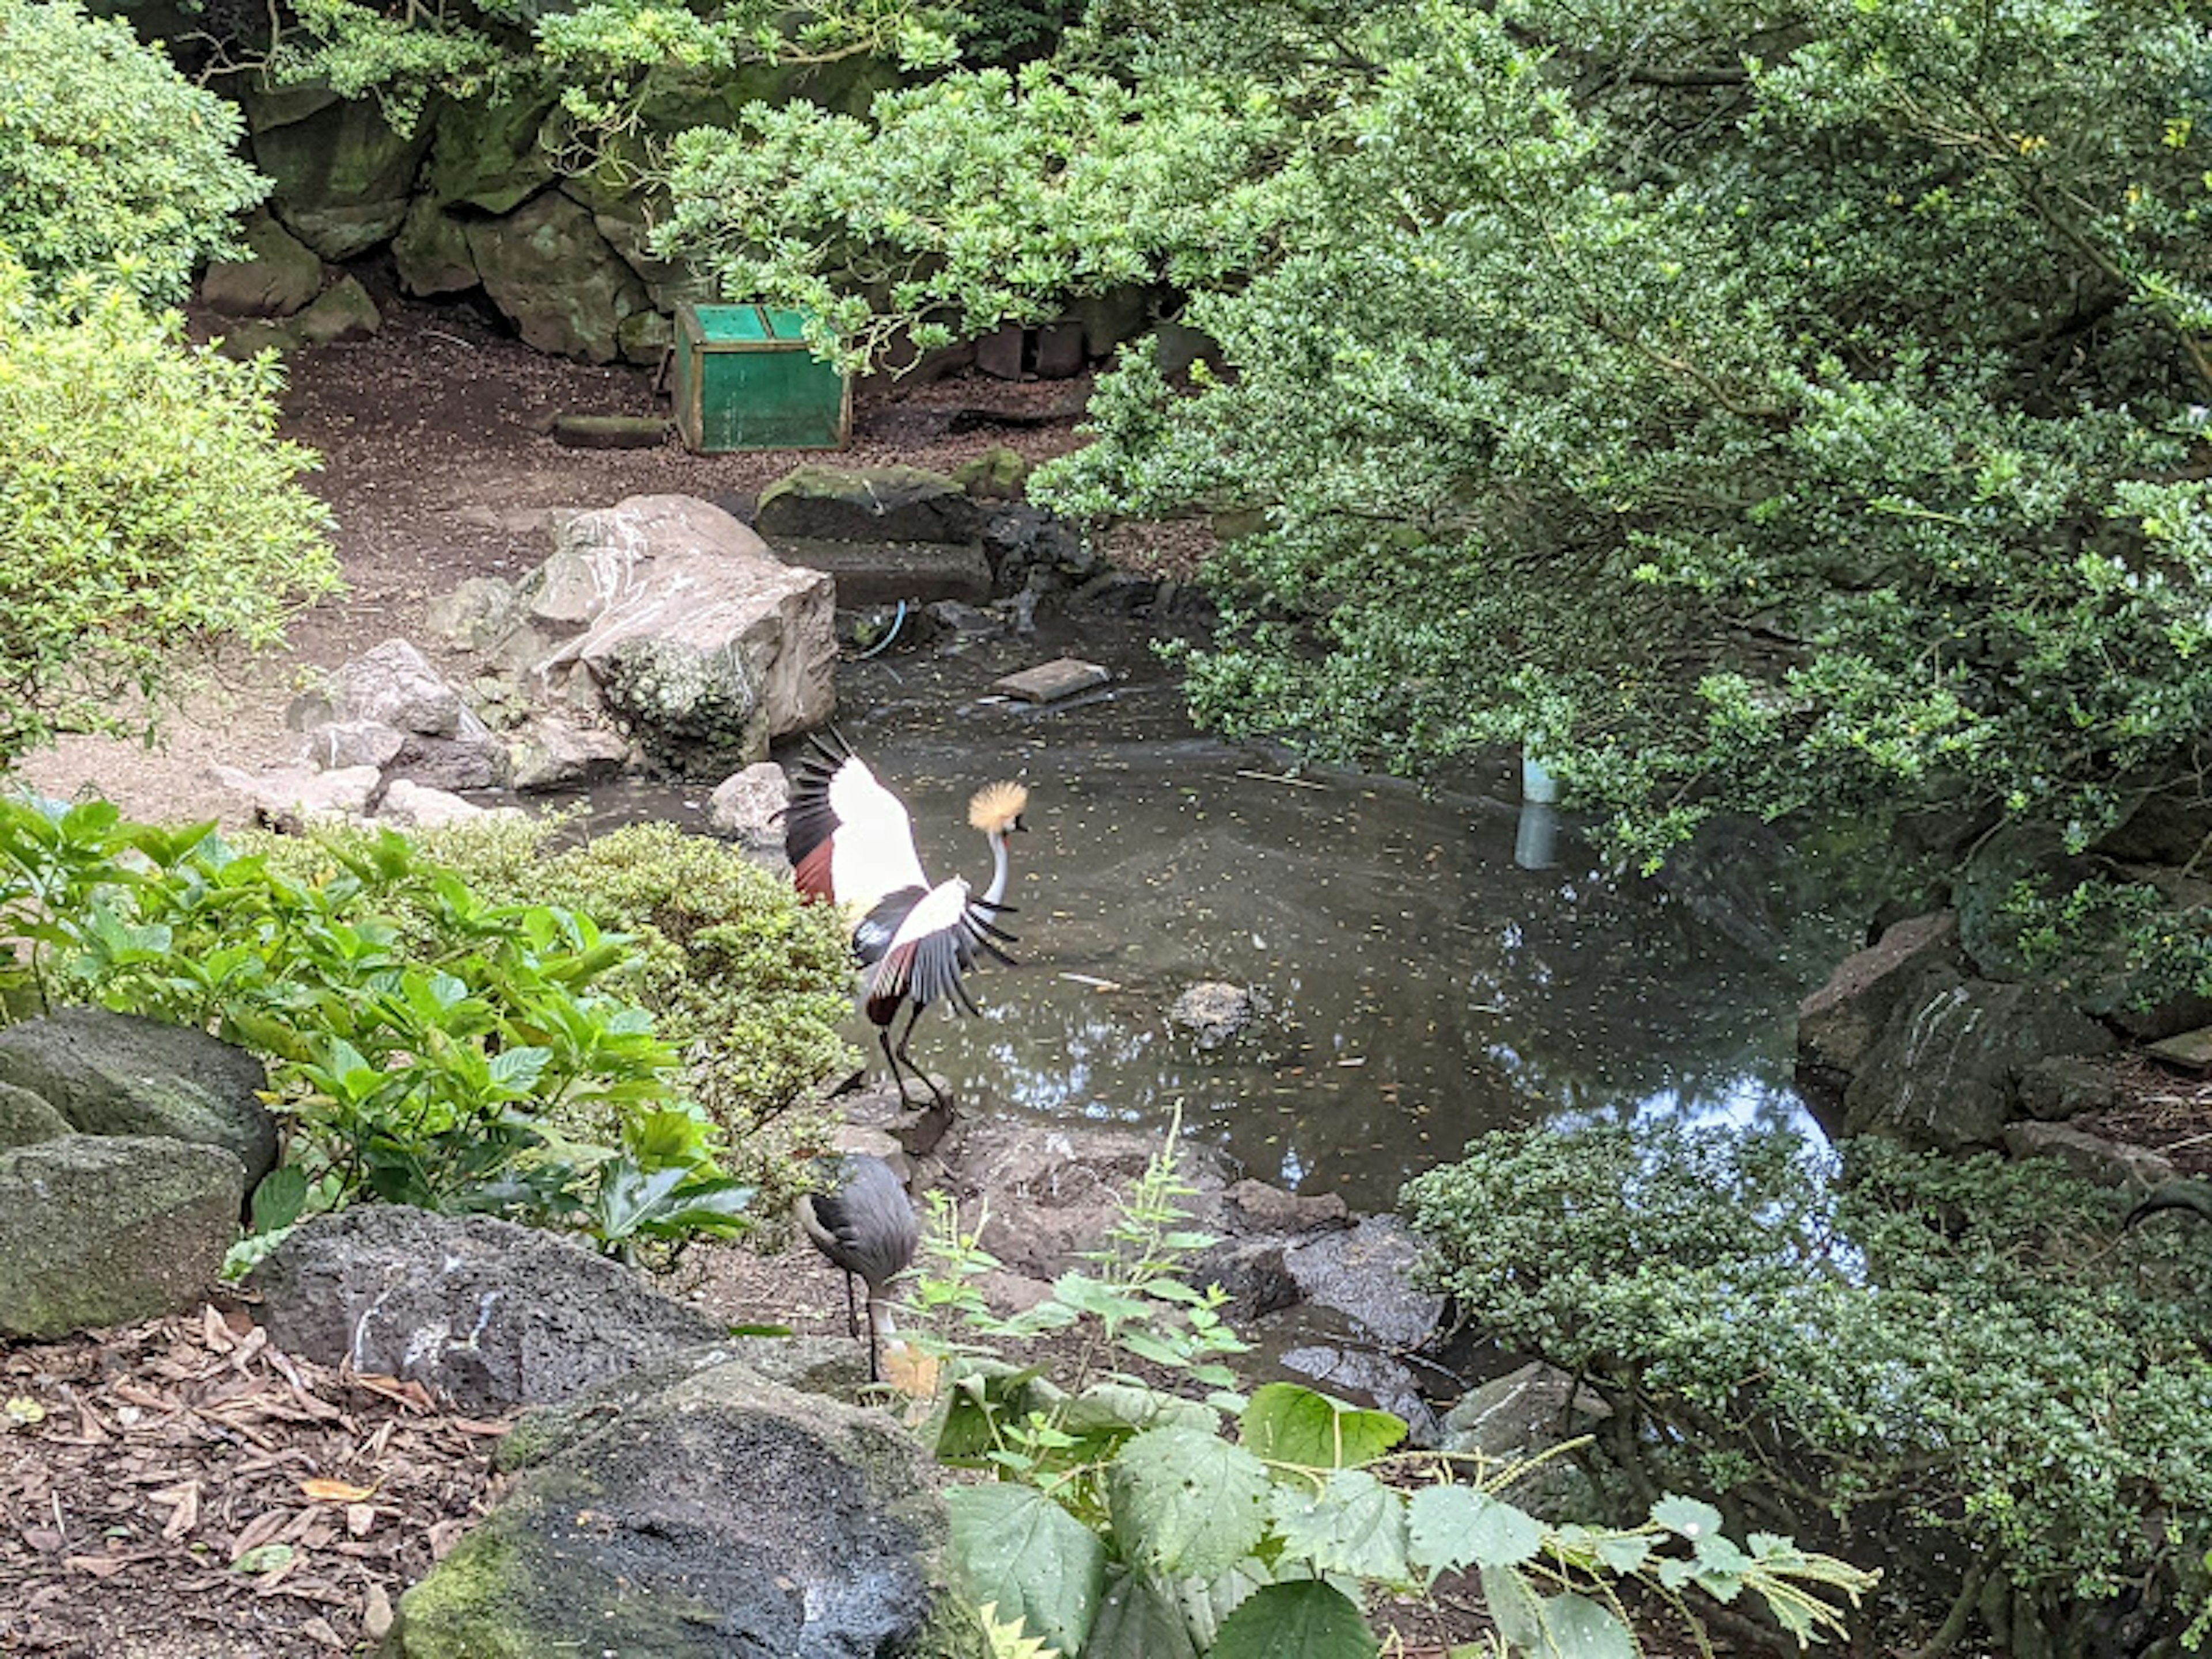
[0,265,338,764]
[909,1126,1874,1657]
[0,796,762,1262]
[1402,1123,2212,1654]
[0,0,267,303]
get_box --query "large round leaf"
[1240,1382,1406,1471]
[949,1484,1108,1656]
[1105,1427,1271,1579]
[1210,1581,1379,1659]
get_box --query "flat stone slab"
[992,657,1111,704]
[775,536,991,607]
[2147,1025,2212,1070]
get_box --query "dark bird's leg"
[893,1002,956,1116]
[864,1294,883,1384]
[843,1268,860,1338]
[878,1025,916,1107]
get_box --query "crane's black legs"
[843,1268,860,1339]
[864,1296,882,1384]
[893,1003,956,1116]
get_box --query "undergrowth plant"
[0,794,762,1264]
[904,1119,1876,1658]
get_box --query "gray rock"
[1797,911,1962,1091]
[1071,288,1153,360]
[1281,1216,1443,1350]
[1153,320,1223,378]
[0,1135,245,1338]
[922,599,1006,637]
[771,535,995,608]
[209,762,379,831]
[299,639,468,737]
[1277,1344,1438,1446]
[529,495,838,772]
[0,1082,71,1150]
[974,324,1025,380]
[2003,1121,2175,1189]
[377,779,519,830]
[293,274,380,345]
[392,198,479,297]
[950,446,1030,501]
[1440,1359,1611,1512]
[2018,1055,2122,1122]
[1069,571,1159,615]
[1219,1177,1351,1237]
[0,1007,275,1185]
[1032,321,1086,378]
[1168,981,1262,1050]
[707,762,791,861]
[426,577,521,651]
[388,1357,948,1659]
[755,464,980,546]
[199,210,324,317]
[1191,1236,1301,1322]
[421,92,559,216]
[298,719,406,772]
[1842,968,2117,1151]
[465,189,650,364]
[507,715,631,792]
[389,723,512,792]
[250,1207,728,1412]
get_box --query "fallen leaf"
[4,1395,47,1429]
[300,1615,344,1649]
[230,1510,292,1559]
[156,1480,200,1541]
[20,1528,66,1554]
[66,1554,132,1578]
[201,1305,236,1354]
[233,1541,295,1575]
[298,1477,377,1503]
[362,1582,395,1641]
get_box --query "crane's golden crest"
[967,780,1029,833]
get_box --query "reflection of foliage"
[0,0,267,303]
[0,266,337,765]
[651,0,2212,882]
[1403,1123,2212,1653]
[915,1123,1874,1656]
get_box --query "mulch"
[0,1305,503,1658]
[2075,1055,2212,1179]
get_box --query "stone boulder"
[247,92,433,260]
[507,715,631,793]
[199,210,324,318]
[376,779,519,829]
[292,274,381,345]
[392,198,479,297]
[1168,982,1264,1050]
[0,1135,245,1337]
[0,1007,276,1185]
[294,639,510,791]
[387,1356,949,1658]
[210,762,380,831]
[249,1207,726,1412]
[528,495,838,773]
[1840,968,2116,1151]
[420,92,559,216]
[464,189,651,365]
[0,1082,71,1150]
[298,719,407,772]
[707,762,791,863]
[426,577,522,652]
[756,464,980,546]
[1438,1360,1611,1514]
[1280,1215,1444,1350]
[1796,911,1962,1105]
[2003,1121,2175,1190]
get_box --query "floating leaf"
[1211,1580,1378,1659]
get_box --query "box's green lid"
[685,303,815,342]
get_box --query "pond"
[589,607,1854,1213]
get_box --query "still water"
[594,612,1847,1213]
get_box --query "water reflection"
[583,615,1854,1211]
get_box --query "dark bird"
[785,732,1026,1110]
[2124,1177,2212,1230]
[796,1153,919,1382]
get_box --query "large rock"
[464,189,651,364]
[1796,911,1961,1093]
[707,762,791,862]
[199,209,324,317]
[293,274,381,345]
[507,715,632,792]
[756,464,980,546]
[1168,982,1263,1050]
[388,1356,949,1659]
[298,639,468,737]
[392,198,479,297]
[0,1082,71,1150]
[0,1135,245,1338]
[210,762,380,831]
[421,93,559,215]
[529,495,838,773]
[246,93,433,260]
[0,1007,276,1185]
[1841,968,2117,1150]
[1281,1215,1444,1350]
[2003,1121,2174,1189]
[249,1207,726,1412]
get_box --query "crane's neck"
[981,829,1013,908]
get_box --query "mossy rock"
[422,92,559,215]
[0,1082,70,1150]
[393,199,479,298]
[464,190,650,363]
[387,1359,953,1657]
[247,93,435,260]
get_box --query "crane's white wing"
[785,738,928,917]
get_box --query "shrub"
[0,266,338,764]
[1402,1123,2212,1654]
[0,0,266,304]
[910,1123,1874,1657]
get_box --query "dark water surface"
[588,612,1849,1211]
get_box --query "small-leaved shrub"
[1402,1122,2212,1654]
[910,1123,1874,1657]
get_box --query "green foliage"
[661,0,2212,874]
[0,264,338,766]
[0,0,267,303]
[911,1122,1872,1656]
[0,794,764,1261]
[1402,1122,2212,1652]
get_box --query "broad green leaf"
[1271,1469,1411,1585]
[1594,1533,1652,1573]
[1173,1558,1272,1651]
[1408,1486,1544,1575]
[1064,1381,1218,1438]
[249,1166,309,1233]
[948,1484,1106,1657]
[1540,1592,1638,1659]
[1480,1564,1546,1652]
[1105,1427,1271,1579]
[1650,1495,1724,1543]
[1081,1570,1198,1659]
[1240,1382,1407,1471]
[1210,1581,1378,1659]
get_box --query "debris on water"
[991,657,1112,703]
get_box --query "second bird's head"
[968,781,1029,837]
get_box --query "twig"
[1233,768,1329,791]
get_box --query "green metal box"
[672,304,851,453]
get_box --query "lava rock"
[0,1007,276,1185]
[0,1135,245,1338]
[250,1207,726,1412]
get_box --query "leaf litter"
[0,1304,503,1656]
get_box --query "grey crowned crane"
[784,732,1027,1110]
[796,1152,919,1383]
